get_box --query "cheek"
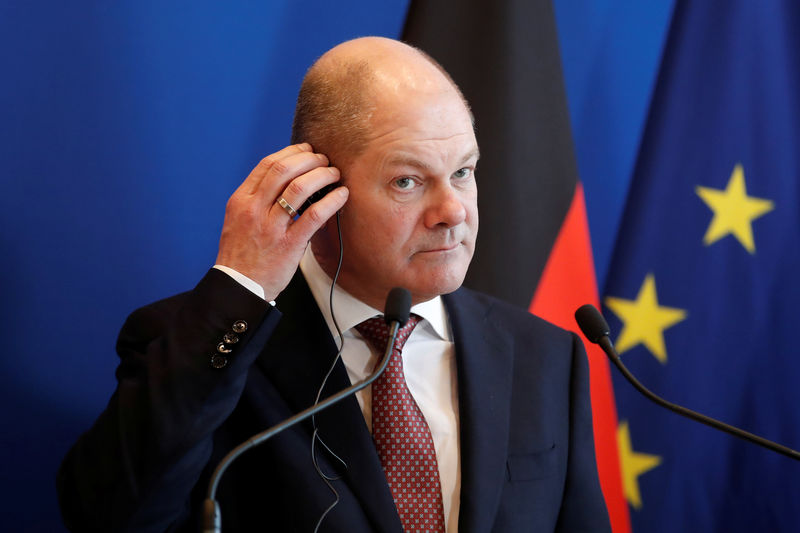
[342,202,407,260]
[465,198,479,234]
[468,198,479,222]
[364,204,416,240]
[342,194,381,233]
[342,189,426,255]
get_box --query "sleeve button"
[217,342,232,354]
[232,320,248,334]
[211,354,229,369]
[223,332,239,344]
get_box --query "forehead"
[360,86,477,163]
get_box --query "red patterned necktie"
[355,314,446,532]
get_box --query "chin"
[408,270,467,303]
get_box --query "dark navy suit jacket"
[58,268,610,532]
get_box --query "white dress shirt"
[214,249,462,531]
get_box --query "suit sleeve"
[556,333,612,532]
[56,269,282,532]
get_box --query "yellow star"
[617,420,661,510]
[604,274,686,364]
[696,163,774,253]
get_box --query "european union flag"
[602,1,800,531]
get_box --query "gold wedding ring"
[277,197,298,219]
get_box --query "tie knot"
[355,313,421,354]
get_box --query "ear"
[309,223,342,278]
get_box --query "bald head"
[291,37,469,168]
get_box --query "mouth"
[418,243,461,254]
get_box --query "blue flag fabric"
[602,1,800,531]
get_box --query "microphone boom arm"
[574,303,800,462]
[203,320,402,532]
[597,336,800,461]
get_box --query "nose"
[424,184,467,228]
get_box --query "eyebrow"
[385,148,480,171]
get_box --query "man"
[58,37,610,532]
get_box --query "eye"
[453,167,472,179]
[393,176,417,190]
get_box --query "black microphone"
[383,286,412,326]
[203,287,413,532]
[574,303,800,461]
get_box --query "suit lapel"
[445,289,514,533]
[254,273,402,532]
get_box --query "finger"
[277,166,341,213]
[268,166,339,224]
[239,143,313,195]
[288,186,349,240]
[252,150,330,205]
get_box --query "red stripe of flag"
[530,182,630,533]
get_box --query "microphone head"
[574,304,611,344]
[383,287,412,326]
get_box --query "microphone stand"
[575,304,800,462]
[203,320,402,532]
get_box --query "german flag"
[403,1,629,531]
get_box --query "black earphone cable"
[311,211,346,532]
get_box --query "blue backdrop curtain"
[1,3,410,529]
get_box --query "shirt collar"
[299,246,451,342]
